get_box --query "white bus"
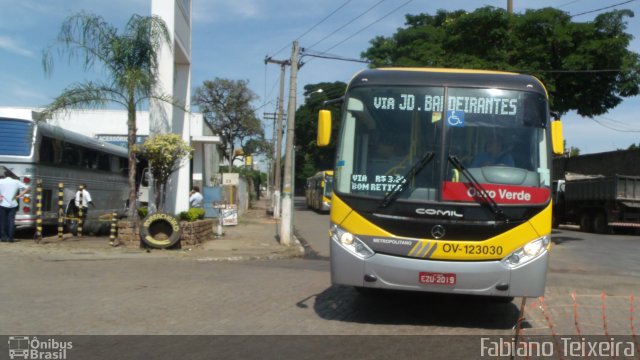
[0,109,129,232]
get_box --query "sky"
[1,0,640,155]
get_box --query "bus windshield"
[0,117,33,156]
[334,85,551,205]
[324,175,334,198]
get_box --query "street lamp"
[307,88,323,96]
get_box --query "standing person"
[189,186,204,208]
[75,184,95,221]
[0,170,30,242]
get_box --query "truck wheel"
[579,212,592,233]
[592,212,609,234]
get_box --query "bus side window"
[62,142,80,166]
[84,150,98,169]
[52,139,63,164]
[97,154,111,171]
[39,136,55,163]
[141,168,150,187]
[108,155,120,172]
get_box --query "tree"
[294,82,346,193]
[569,146,581,157]
[42,12,173,220]
[192,78,264,169]
[136,134,193,212]
[362,7,640,117]
[242,137,272,159]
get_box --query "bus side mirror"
[317,110,332,147]
[551,119,564,155]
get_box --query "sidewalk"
[2,198,305,261]
[198,198,305,261]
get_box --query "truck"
[552,173,640,233]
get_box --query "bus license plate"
[419,272,456,285]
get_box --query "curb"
[194,237,306,262]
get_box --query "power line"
[269,0,354,58]
[590,115,640,132]
[320,0,415,54]
[558,0,586,8]
[301,50,637,76]
[264,74,282,107]
[570,0,636,17]
[301,50,370,64]
[305,0,388,52]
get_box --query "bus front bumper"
[330,238,548,298]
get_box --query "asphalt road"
[290,196,640,336]
[1,197,639,358]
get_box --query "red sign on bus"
[442,182,550,204]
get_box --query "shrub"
[138,206,148,219]
[178,207,206,222]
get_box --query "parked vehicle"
[0,109,129,232]
[553,174,640,233]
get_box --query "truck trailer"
[553,174,640,233]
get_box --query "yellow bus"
[305,170,334,212]
[317,68,564,299]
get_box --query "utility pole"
[507,0,513,14]
[264,56,290,219]
[263,112,276,200]
[280,40,300,246]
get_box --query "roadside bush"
[178,207,206,222]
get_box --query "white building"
[1,0,212,214]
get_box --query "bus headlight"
[330,225,374,259]
[502,236,550,267]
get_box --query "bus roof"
[38,122,129,157]
[349,68,547,97]
[308,170,333,180]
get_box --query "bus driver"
[470,138,514,167]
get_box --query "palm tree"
[42,11,174,220]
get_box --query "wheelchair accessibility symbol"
[447,110,465,127]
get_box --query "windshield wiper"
[379,152,435,208]
[448,155,509,222]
